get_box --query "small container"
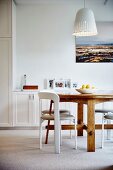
[23,74,26,86]
[21,74,27,90]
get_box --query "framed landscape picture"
[76,22,113,63]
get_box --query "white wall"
[16,0,113,90]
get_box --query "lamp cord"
[84,0,85,8]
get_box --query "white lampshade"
[73,8,97,36]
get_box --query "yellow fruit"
[86,84,90,89]
[82,84,86,89]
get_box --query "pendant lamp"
[73,0,97,36]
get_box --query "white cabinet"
[0,38,12,126]
[0,0,12,37]
[13,92,39,126]
[0,0,16,127]
[0,0,39,127]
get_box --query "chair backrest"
[38,91,59,102]
[38,91,60,116]
[38,91,59,119]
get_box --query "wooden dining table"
[57,91,113,152]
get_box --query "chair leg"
[101,115,104,148]
[45,120,50,144]
[60,122,62,146]
[39,119,43,149]
[70,130,72,139]
[45,100,53,144]
[74,119,77,150]
[107,119,111,140]
[70,119,72,139]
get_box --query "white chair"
[101,112,113,148]
[95,109,113,148]
[38,91,77,154]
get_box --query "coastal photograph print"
[76,22,113,63]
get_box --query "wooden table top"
[59,93,113,99]
[57,91,113,104]
[58,90,113,99]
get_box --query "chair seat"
[41,113,75,120]
[42,109,70,114]
[95,109,113,113]
[104,114,113,120]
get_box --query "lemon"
[82,84,86,89]
[86,84,90,89]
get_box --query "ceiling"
[14,0,110,5]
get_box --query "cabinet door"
[0,0,12,37]
[0,38,12,126]
[14,93,39,126]
[14,94,30,126]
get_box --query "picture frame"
[76,22,113,63]
[47,79,77,89]
[54,79,71,89]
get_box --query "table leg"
[77,103,83,136]
[87,100,95,152]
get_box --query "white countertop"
[13,89,39,94]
